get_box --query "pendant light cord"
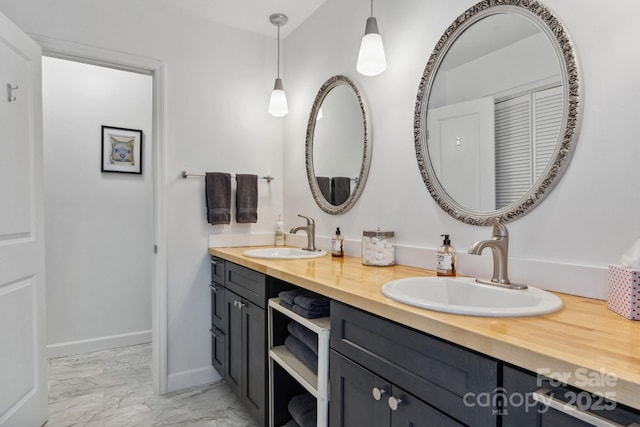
[277,24,281,79]
[370,0,374,17]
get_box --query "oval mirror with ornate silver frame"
[306,75,371,215]
[414,0,582,225]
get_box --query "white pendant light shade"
[269,13,289,117]
[268,77,288,117]
[357,16,387,76]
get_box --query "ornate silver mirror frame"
[414,0,582,225]
[306,75,371,215]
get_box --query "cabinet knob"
[209,283,218,291]
[372,387,387,401]
[388,396,403,411]
[234,300,246,309]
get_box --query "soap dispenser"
[275,214,285,246]
[331,227,344,257]
[437,234,456,276]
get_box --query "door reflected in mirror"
[306,75,371,215]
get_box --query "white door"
[0,11,47,427]
[427,96,495,211]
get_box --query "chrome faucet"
[289,214,318,252]
[468,222,527,290]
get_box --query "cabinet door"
[330,350,391,427]
[389,384,463,427]
[225,289,242,396]
[242,299,267,426]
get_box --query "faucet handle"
[491,222,508,238]
[297,214,315,225]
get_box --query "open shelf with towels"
[267,297,330,427]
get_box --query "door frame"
[31,35,168,394]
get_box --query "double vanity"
[209,246,640,427]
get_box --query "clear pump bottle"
[275,214,285,246]
[436,234,456,276]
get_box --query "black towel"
[331,177,351,205]
[316,176,332,202]
[288,393,317,427]
[235,174,258,223]
[285,335,318,374]
[287,321,318,355]
[205,172,231,225]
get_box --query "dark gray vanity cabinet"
[211,259,294,427]
[502,365,640,427]
[224,287,265,423]
[330,300,499,427]
[209,257,226,376]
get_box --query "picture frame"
[101,125,143,174]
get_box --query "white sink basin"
[381,276,562,317]
[243,247,327,260]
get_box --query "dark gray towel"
[331,177,351,205]
[205,172,231,225]
[293,293,330,311]
[288,393,317,427]
[285,420,301,427]
[292,304,329,319]
[316,176,332,202]
[287,321,318,355]
[284,335,318,374]
[279,299,293,311]
[279,288,311,306]
[235,174,258,223]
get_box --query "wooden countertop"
[209,246,640,410]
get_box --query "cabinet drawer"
[210,324,225,375]
[502,365,640,426]
[330,301,498,427]
[210,281,226,328]
[226,262,267,307]
[210,257,226,284]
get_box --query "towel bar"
[181,170,274,183]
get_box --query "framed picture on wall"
[101,125,143,174]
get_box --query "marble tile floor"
[46,343,257,427]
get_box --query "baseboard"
[47,330,152,359]
[166,365,222,393]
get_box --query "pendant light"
[268,13,288,117]
[356,0,387,76]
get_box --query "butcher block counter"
[209,246,640,410]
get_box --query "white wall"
[282,0,640,300]
[42,57,153,357]
[0,0,284,391]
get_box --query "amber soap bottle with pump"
[331,227,344,257]
[436,234,456,276]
